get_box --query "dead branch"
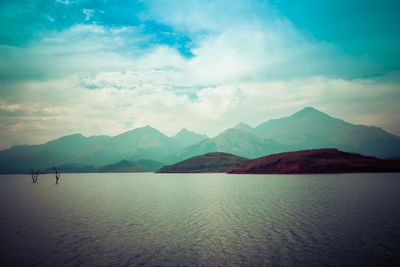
[30,169,39,183]
[53,167,60,184]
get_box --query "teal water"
[1,173,400,266]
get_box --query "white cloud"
[0,1,399,149]
[0,102,22,112]
[55,0,75,4]
[83,9,95,21]
[1,69,399,150]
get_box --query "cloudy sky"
[0,0,399,149]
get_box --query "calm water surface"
[1,173,400,266]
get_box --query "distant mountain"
[71,126,183,165]
[170,128,290,163]
[172,128,208,147]
[254,107,356,142]
[2,107,400,174]
[157,152,248,173]
[45,159,163,173]
[43,134,110,153]
[229,148,400,174]
[0,126,182,173]
[0,134,110,173]
[249,107,400,159]
[45,163,97,173]
[233,122,254,133]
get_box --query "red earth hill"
[228,148,400,174]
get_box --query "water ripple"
[0,173,399,266]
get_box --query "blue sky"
[0,0,399,148]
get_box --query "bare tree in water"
[53,167,60,184]
[30,169,39,183]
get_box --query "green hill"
[98,159,163,172]
[157,152,248,173]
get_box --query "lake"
[1,173,400,266]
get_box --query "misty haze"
[1,0,400,266]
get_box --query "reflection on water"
[1,173,400,266]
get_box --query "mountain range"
[233,107,400,159]
[1,107,399,173]
[170,128,290,163]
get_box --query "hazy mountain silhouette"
[0,126,182,173]
[170,128,290,163]
[172,128,208,147]
[70,126,183,166]
[45,159,163,173]
[1,107,400,173]
[233,122,254,132]
[237,107,400,159]
[0,134,109,173]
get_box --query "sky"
[0,0,399,149]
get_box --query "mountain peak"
[233,122,253,133]
[291,106,329,119]
[176,128,191,135]
[298,106,319,114]
[172,128,208,147]
[143,125,156,130]
[135,125,158,132]
[215,128,258,140]
[236,122,249,126]
[174,128,207,138]
[234,122,252,128]
[114,125,165,140]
